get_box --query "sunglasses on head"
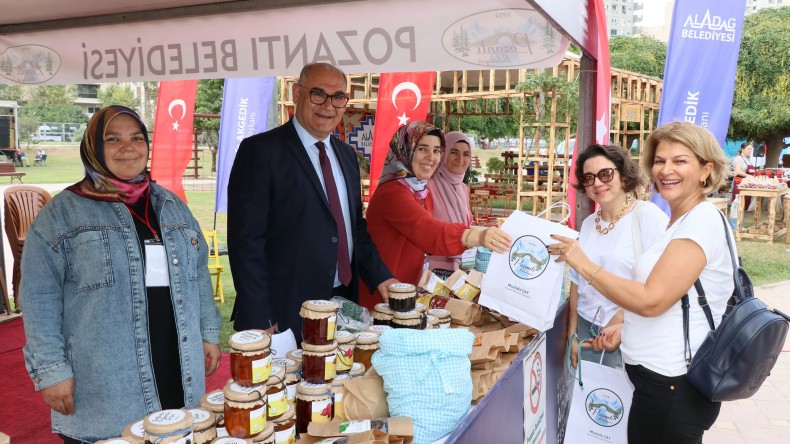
[582,168,617,187]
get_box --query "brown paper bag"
[444,298,480,325]
[418,270,451,296]
[308,417,414,444]
[343,374,389,420]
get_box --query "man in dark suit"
[228,63,396,339]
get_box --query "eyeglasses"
[581,168,617,187]
[298,84,349,109]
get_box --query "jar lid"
[228,330,271,352]
[122,419,145,438]
[301,299,339,313]
[388,283,416,293]
[349,362,366,377]
[223,380,266,403]
[188,408,215,431]
[286,349,302,361]
[335,330,357,345]
[271,358,299,374]
[211,438,250,444]
[393,310,421,320]
[374,303,393,314]
[143,409,193,435]
[415,302,426,311]
[332,373,349,389]
[365,325,392,333]
[302,340,337,354]
[354,332,380,345]
[428,308,450,318]
[296,381,331,396]
[251,421,275,443]
[96,438,137,444]
[267,365,285,385]
[272,404,295,423]
[200,389,225,412]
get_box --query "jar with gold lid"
[121,419,145,444]
[426,315,439,329]
[285,349,302,365]
[96,438,137,444]
[189,408,217,444]
[353,332,380,370]
[229,330,273,387]
[365,324,392,334]
[211,438,252,444]
[301,341,337,384]
[266,365,287,420]
[334,330,356,374]
[300,300,339,345]
[349,362,366,379]
[272,358,300,409]
[200,389,225,426]
[143,409,194,444]
[392,310,425,330]
[428,308,451,328]
[387,283,416,312]
[271,405,296,444]
[331,374,349,420]
[250,422,274,444]
[372,303,393,326]
[295,382,333,434]
[223,380,267,438]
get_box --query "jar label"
[249,405,266,435]
[252,354,273,384]
[272,358,295,369]
[336,347,353,371]
[439,322,450,329]
[391,283,413,289]
[339,419,372,434]
[274,424,296,444]
[327,316,337,340]
[311,399,332,423]
[148,409,186,425]
[206,390,225,405]
[216,427,229,438]
[324,355,337,380]
[334,393,344,420]
[189,409,211,424]
[288,349,303,359]
[309,299,335,306]
[285,384,297,404]
[268,389,287,417]
[129,420,145,436]
[232,330,264,344]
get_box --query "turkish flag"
[150,80,198,203]
[568,0,610,228]
[369,72,436,196]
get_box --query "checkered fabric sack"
[372,328,474,444]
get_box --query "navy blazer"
[227,119,392,339]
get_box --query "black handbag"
[682,210,790,402]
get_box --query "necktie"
[316,141,352,286]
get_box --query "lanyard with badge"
[126,191,170,287]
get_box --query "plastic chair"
[4,185,52,309]
[203,230,224,303]
[34,154,47,166]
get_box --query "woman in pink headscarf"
[426,131,474,271]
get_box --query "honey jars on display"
[335,330,356,374]
[392,310,425,329]
[266,365,287,420]
[223,381,267,438]
[301,341,337,383]
[300,300,339,345]
[121,419,145,443]
[353,332,380,370]
[428,308,451,328]
[189,408,217,444]
[387,283,417,312]
[250,422,274,444]
[143,409,194,444]
[272,358,300,408]
[331,374,349,420]
[285,349,302,365]
[295,382,333,434]
[200,389,225,426]
[349,362,366,379]
[271,405,297,444]
[229,330,273,387]
[372,303,393,326]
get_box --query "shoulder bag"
[682,210,790,402]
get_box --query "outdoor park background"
[8,142,790,350]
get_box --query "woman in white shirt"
[567,144,668,369]
[550,122,733,443]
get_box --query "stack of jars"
[387,283,428,330]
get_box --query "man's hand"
[376,278,400,304]
[41,378,75,415]
[204,342,221,376]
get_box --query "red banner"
[369,72,436,197]
[150,80,198,202]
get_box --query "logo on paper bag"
[508,235,550,280]
[585,389,625,427]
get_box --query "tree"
[729,7,790,167]
[0,84,23,102]
[98,84,138,111]
[609,36,667,79]
[18,85,87,139]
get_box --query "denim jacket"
[21,183,221,442]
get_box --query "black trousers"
[626,364,721,444]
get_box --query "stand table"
[736,187,789,244]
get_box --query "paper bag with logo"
[478,211,577,331]
[343,374,389,420]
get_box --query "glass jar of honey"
[300,300,339,345]
[143,409,194,444]
[229,330,273,387]
[266,365,287,420]
[189,408,217,444]
[250,422,274,444]
[295,382,333,434]
[271,405,296,444]
[365,324,392,334]
[428,308,451,328]
[392,310,425,329]
[301,341,337,384]
[334,330,356,374]
[285,349,302,365]
[272,358,300,409]
[121,419,145,444]
[200,389,225,426]
[331,373,349,420]
[223,380,268,438]
[387,283,416,312]
[349,362,366,379]
[353,332,380,370]
[372,303,393,326]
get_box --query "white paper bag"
[565,357,633,444]
[478,211,577,331]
